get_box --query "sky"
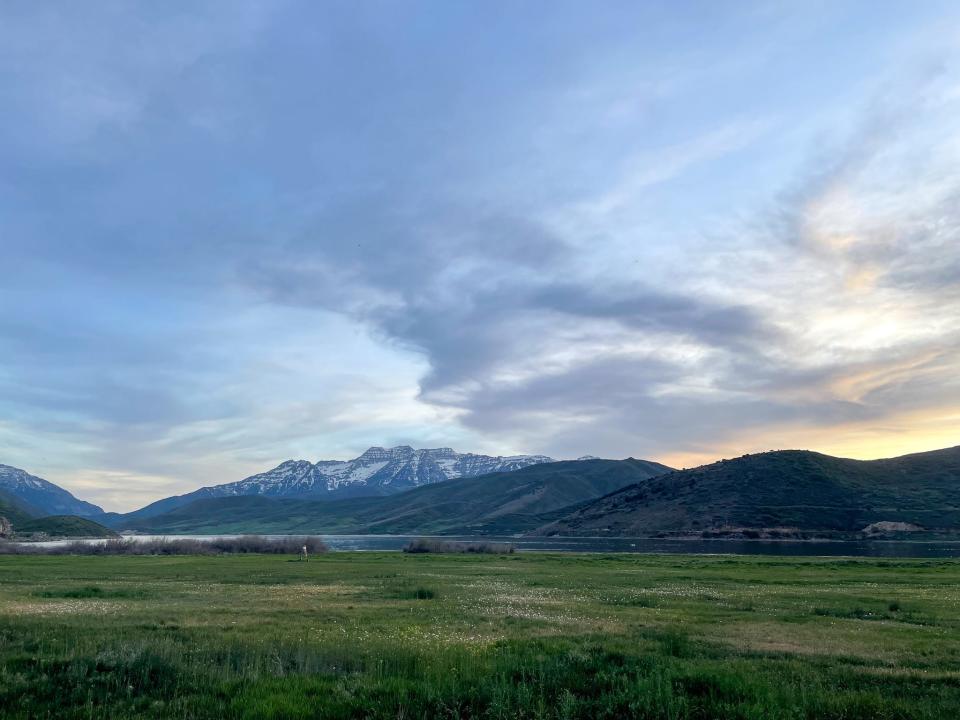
[2,1,959,511]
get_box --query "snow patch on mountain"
[198,446,555,500]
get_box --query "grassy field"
[1,552,959,719]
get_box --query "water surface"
[19,534,960,557]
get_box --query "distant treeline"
[0,535,328,555]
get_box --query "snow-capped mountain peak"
[147,447,557,516]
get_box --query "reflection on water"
[16,534,960,557]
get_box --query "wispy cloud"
[1,2,959,509]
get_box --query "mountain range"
[105,457,674,535]
[107,446,555,523]
[4,444,960,540]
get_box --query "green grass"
[1,552,959,718]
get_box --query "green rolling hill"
[1,488,116,539]
[112,458,674,534]
[0,489,36,529]
[538,445,960,537]
[13,515,118,538]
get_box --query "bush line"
[0,535,328,556]
[402,538,515,554]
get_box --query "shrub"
[660,627,691,658]
[402,538,515,554]
[34,585,146,599]
[393,587,437,600]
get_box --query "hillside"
[13,515,118,539]
[112,458,674,535]
[116,446,556,521]
[0,465,103,517]
[0,489,36,528]
[0,487,116,539]
[0,474,116,539]
[537,446,960,537]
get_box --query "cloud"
[240,199,776,401]
[580,119,770,215]
[2,2,960,510]
[237,57,960,467]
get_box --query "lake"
[19,534,960,557]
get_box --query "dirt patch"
[2,600,126,616]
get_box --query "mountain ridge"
[0,464,103,518]
[113,446,556,521]
[108,458,675,535]
[8,444,960,539]
[0,467,115,539]
[0,488,36,531]
[537,445,960,537]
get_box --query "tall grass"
[0,618,951,719]
[1,552,957,718]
